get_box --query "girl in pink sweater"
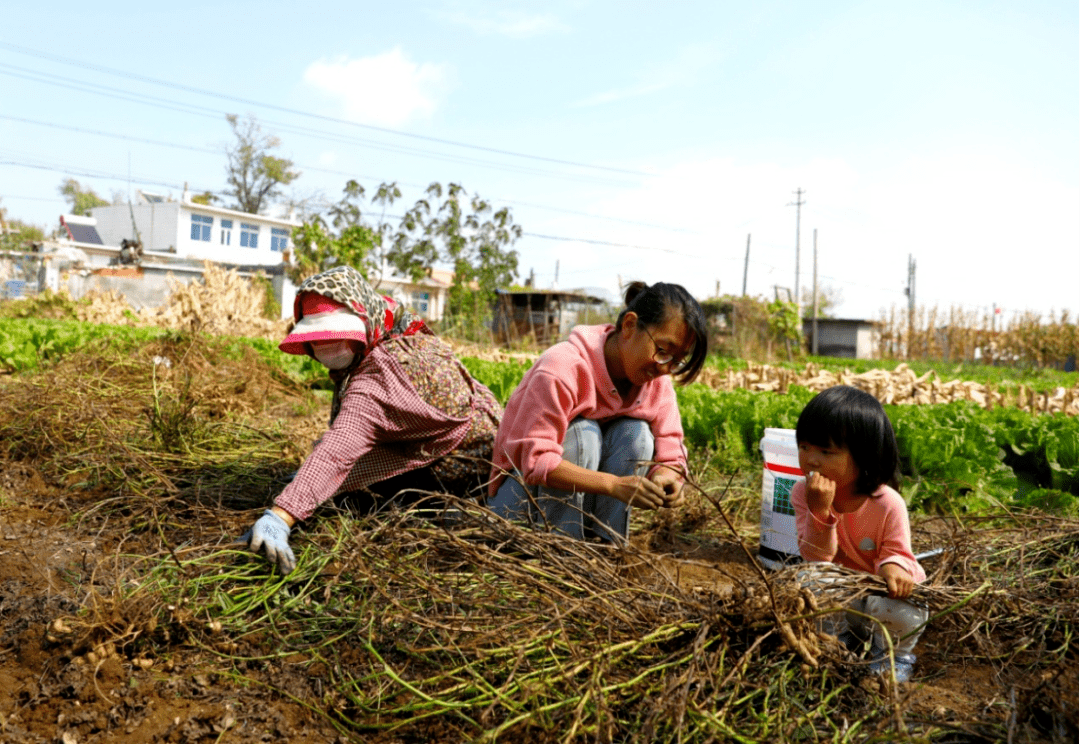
[791,385,928,683]
[488,281,707,544]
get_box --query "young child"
[791,385,928,683]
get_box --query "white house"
[49,192,458,323]
[373,267,453,322]
[90,190,300,268]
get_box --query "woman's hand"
[804,471,835,520]
[650,466,686,509]
[241,508,297,574]
[609,475,668,510]
[879,562,916,599]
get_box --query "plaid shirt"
[276,335,501,520]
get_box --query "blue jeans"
[488,417,654,544]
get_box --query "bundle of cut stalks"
[73,262,289,340]
[695,362,1079,415]
[59,497,1075,743]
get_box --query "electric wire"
[0,113,698,234]
[0,63,634,187]
[0,41,654,177]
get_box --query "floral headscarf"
[290,266,431,422]
[290,266,429,353]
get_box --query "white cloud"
[303,49,453,128]
[436,4,569,37]
[317,151,337,166]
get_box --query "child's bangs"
[795,400,853,449]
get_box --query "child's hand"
[804,471,835,520]
[879,562,915,599]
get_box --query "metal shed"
[492,289,607,346]
[802,317,877,359]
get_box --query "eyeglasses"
[642,326,690,372]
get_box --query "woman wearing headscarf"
[242,265,502,573]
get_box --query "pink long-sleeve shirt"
[488,324,687,497]
[791,480,926,582]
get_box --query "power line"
[0,63,641,189]
[0,156,699,255]
[0,113,697,234]
[523,232,695,255]
[0,63,635,188]
[0,195,65,202]
[0,41,654,178]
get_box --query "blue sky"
[2,1,1077,321]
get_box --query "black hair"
[615,281,708,384]
[795,385,901,494]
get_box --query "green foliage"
[888,403,1016,513]
[767,299,802,343]
[248,274,282,320]
[0,217,46,250]
[287,181,381,283]
[289,179,522,336]
[704,295,805,361]
[889,403,1078,515]
[0,289,81,320]
[224,114,300,214]
[0,318,171,374]
[677,384,814,470]
[387,182,521,327]
[665,376,1078,516]
[458,356,532,405]
[4,314,1075,518]
[57,178,109,216]
[226,335,326,386]
[992,407,1080,496]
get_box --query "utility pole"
[788,188,805,307]
[812,228,819,356]
[904,254,916,359]
[742,233,751,296]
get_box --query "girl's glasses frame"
[642,326,689,372]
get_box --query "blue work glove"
[241,509,296,574]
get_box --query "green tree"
[387,182,521,326]
[288,181,521,331]
[0,201,46,250]
[58,178,109,216]
[768,299,803,360]
[224,114,300,214]
[287,181,381,283]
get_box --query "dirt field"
[0,336,1076,743]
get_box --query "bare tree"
[224,114,300,214]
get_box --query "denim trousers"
[487,417,654,544]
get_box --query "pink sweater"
[489,324,686,497]
[791,480,926,582]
